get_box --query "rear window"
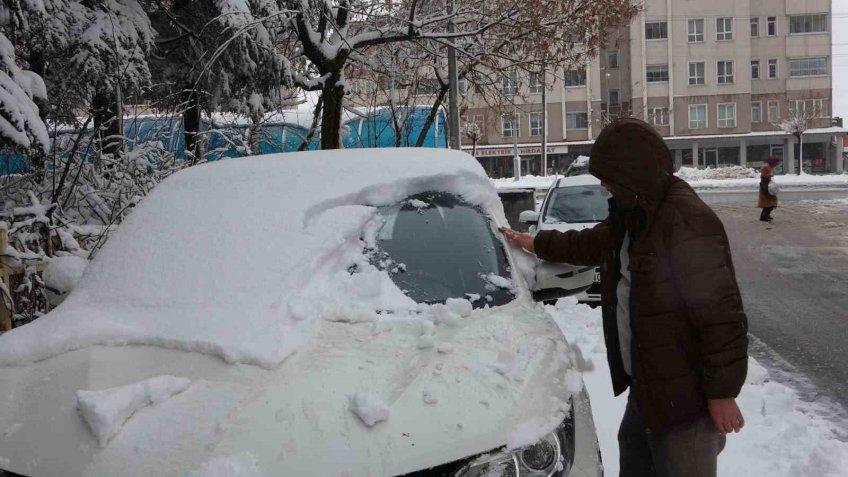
[368,192,514,308]
[543,185,610,224]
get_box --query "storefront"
[462,143,591,178]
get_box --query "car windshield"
[543,184,610,224]
[370,192,514,308]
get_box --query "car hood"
[0,299,579,477]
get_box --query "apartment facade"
[458,0,843,177]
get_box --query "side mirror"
[519,210,539,225]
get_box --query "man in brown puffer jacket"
[500,118,748,477]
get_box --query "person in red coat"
[758,157,780,222]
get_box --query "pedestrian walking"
[758,157,780,222]
[499,118,748,477]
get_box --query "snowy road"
[711,200,848,414]
[696,186,848,205]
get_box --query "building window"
[609,89,620,107]
[501,72,517,95]
[689,104,707,129]
[716,17,733,41]
[751,60,760,79]
[768,100,780,122]
[608,50,619,69]
[789,57,828,77]
[528,72,543,94]
[645,21,668,40]
[501,113,519,137]
[646,64,669,83]
[789,14,828,34]
[566,112,589,130]
[791,99,826,117]
[688,19,704,42]
[767,17,777,36]
[688,62,705,85]
[717,103,736,128]
[564,68,586,87]
[529,112,543,136]
[717,60,734,84]
[750,17,759,37]
[751,101,763,123]
[649,107,669,126]
[415,78,441,96]
[457,78,468,95]
[768,59,778,78]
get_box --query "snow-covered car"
[0,149,602,477]
[519,175,609,306]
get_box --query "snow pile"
[0,149,516,369]
[76,375,191,447]
[43,255,88,293]
[549,297,848,477]
[675,166,759,182]
[187,453,263,477]
[349,391,390,427]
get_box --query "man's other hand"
[498,227,535,254]
[708,398,744,434]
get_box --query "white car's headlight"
[398,399,575,477]
[453,401,575,477]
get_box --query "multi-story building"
[458,0,843,176]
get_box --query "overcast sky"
[833,0,847,118]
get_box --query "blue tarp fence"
[1,106,447,175]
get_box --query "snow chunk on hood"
[77,375,191,447]
[0,149,516,369]
[349,391,390,427]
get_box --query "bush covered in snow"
[0,144,187,329]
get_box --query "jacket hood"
[588,118,673,217]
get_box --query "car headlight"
[454,400,575,477]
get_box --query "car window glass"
[543,185,610,224]
[368,192,514,308]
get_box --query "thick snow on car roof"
[556,174,600,188]
[0,148,509,368]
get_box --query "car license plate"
[594,270,601,283]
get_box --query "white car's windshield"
[370,192,514,308]
[543,185,610,224]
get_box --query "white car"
[0,149,602,477]
[519,175,609,306]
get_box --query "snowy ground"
[548,298,848,477]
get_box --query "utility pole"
[541,64,548,177]
[513,103,521,180]
[447,0,460,150]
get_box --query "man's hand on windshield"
[498,227,535,254]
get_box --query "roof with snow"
[0,149,504,369]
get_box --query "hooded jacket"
[534,118,748,432]
[758,162,778,208]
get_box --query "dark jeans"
[619,393,725,477]
[760,207,774,221]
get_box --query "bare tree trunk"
[298,96,323,151]
[320,73,345,150]
[182,86,201,163]
[52,116,92,204]
[92,92,123,158]
[415,86,448,148]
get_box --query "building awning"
[463,127,848,155]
